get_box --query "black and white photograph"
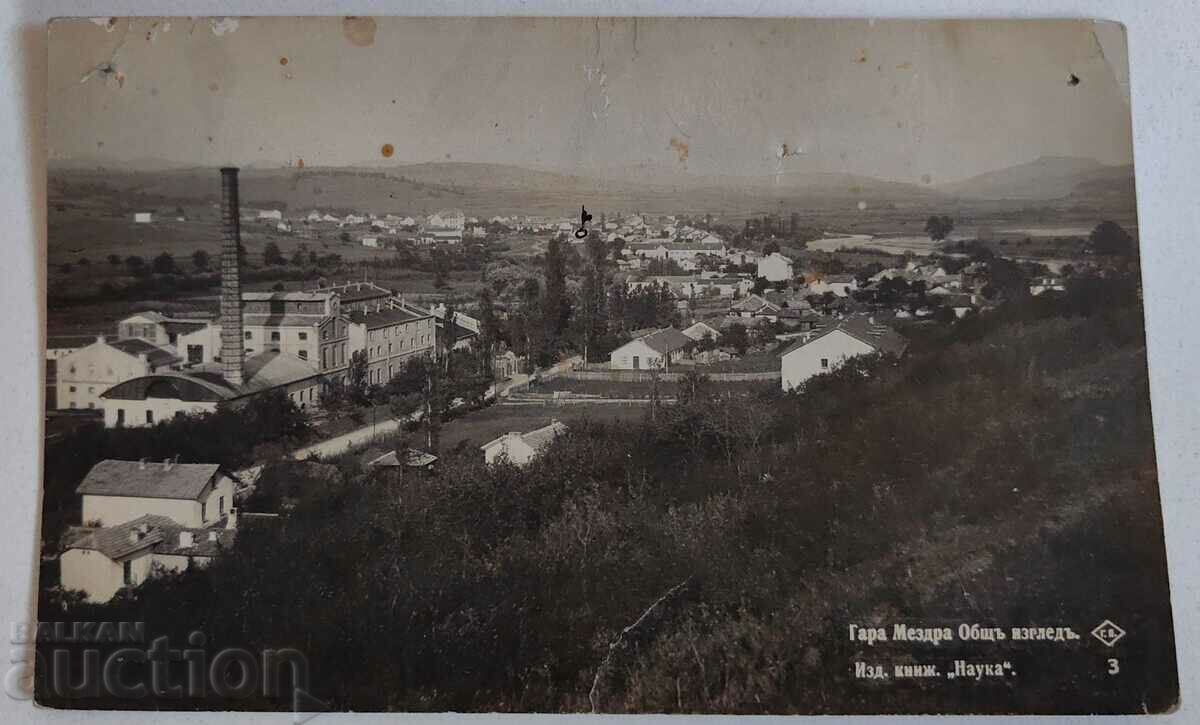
[32,15,1179,715]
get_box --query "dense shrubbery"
[36,273,1175,713]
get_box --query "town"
[43,163,1135,605]
[34,16,1176,717]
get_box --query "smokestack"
[219,167,245,387]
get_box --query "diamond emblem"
[1091,620,1126,647]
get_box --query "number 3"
[1108,658,1120,675]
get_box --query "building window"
[145,410,154,424]
[219,496,225,516]
[244,331,252,340]
[271,331,280,342]
[123,560,133,586]
[69,386,76,392]
[88,386,94,394]
[299,332,308,341]
[201,501,207,521]
[298,350,308,360]
[820,358,829,369]
[116,409,125,426]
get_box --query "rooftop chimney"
[219,167,245,387]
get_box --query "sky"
[47,17,1134,184]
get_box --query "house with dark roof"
[780,317,908,391]
[481,421,568,467]
[55,335,181,411]
[609,327,694,370]
[61,512,236,602]
[368,448,439,471]
[77,458,237,528]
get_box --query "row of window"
[113,409,155,425]
[367,334,430,359]
[244,330,308,342]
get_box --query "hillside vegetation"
[37,273,1175,714]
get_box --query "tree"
[542,237,571,357]
[477,289,501,376]
[263,241,286,266]
[152,252,177,275]
[763,240,781,255]
[347,351,369,406]
[924,214,955,242]
[1087,221,1135,257]
[107,254,122,267]
[720,324,749,355]
[192,249,211,271]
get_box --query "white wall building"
[56,337,180,411]
[757,252,795,282]
[780,318,907,391]
[481,421,568,467]
[77,459,236,528]
[609,327,693,370]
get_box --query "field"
[354,402,648,466]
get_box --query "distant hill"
[48,162,948,218]
[938,156,1134,201]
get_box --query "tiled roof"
[242,291,333,302]
[110,338,180,368]
[242,314,324,327]
[521,421,568,450]
[238,352,323,395]
[64,514,235,560]
[160,320,208,336]
[368,449,439,468]
[781,317,908,357]
[636,327,693,355]
[76,460,221,500]
[346,307,427,328]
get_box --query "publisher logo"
[1091,620,1126,647]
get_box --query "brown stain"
[279,56,289,66]
[208,82,219,92]
[669,137,689,165]
[297,158,305,168]
[343,17,377,47]
[380,143,394,158]
[856,49,868,63]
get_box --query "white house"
[257,209,283,221]
[609,327,693,370]
[361,236,380,248]
[61,513,235,603]
[76,459,237,528]
[757,252,795,282]
[56,336,180,411]
[133,212,153,223]
[807,275,859,298]
[481,421,568,467]
[780,317,908,391]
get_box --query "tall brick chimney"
[219,167,244,387]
